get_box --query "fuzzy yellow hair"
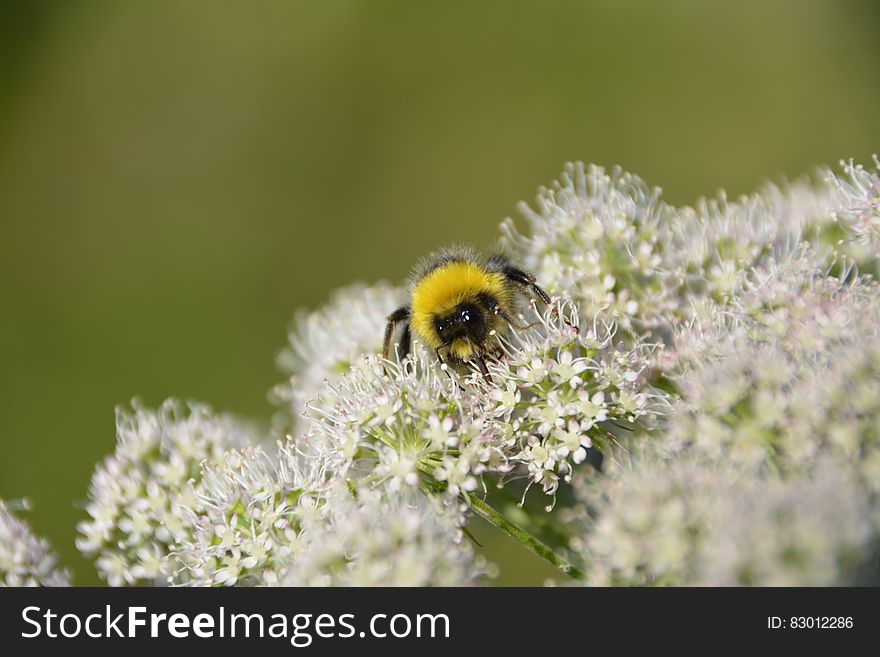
[410,261,511,357]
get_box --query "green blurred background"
[1,1,878,585]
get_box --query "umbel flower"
[304,297,662,507]
[0,501,70,587]
[573,251,880,586]
[168,442,329,586]
[76,399,256,586]
[283,486,484,586]
[273,282,403,434]
[60,156,880,586]
[501,158,880,345]
[826,156,880,269]
[667,254,880,479]
[500,163,674,336]
[576,455,877,586]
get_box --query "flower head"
[76,399,255,585]
[283,486,484,586]
[0,500,70,587]
[65,157,880,587]
[169,441,328,586]
[502,160,880,352]
[577,456,877,586]
[273,282,403,433]
[303,298,664,509]
[666,254,880,481]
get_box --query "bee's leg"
[463,335,493,383]
[383,306,411,362]
[435,340,453,368]
[399,324,412,361]
[475,355,493,384]
[503,267,579,334]
[501,266,552,305]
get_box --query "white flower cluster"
[501,163,674,334]
[492,159,880,586]
[577,456,876,586]
[273,282,403,433]
[284,487,483,586]
[501,159,880,345]
[64,157,880,586]
[573,254,880,585]
[0,501,70,587]
[702,461,877,586]
[78,399,481,586]
[168,443,327,586]
[76,399,254,585]
[305,298,661,507]
[668,256,880,478]
[827,156,880,266]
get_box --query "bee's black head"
[435,303,487,344]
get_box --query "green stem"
[491,486,574,547]
[468,495,585,580]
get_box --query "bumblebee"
[383,246,551,380]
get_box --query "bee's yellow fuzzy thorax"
[410,261,507,351]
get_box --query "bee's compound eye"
[458,305,480,326]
